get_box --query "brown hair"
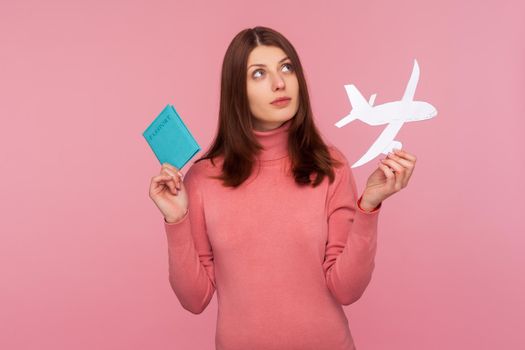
[194,26,343,188]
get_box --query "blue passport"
[143,104,201,170]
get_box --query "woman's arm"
[322,148,381,305]
[164,164,216,314]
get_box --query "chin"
[275,109,296,120]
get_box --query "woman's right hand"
[149,163,188,223]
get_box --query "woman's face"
[246,45,299,131]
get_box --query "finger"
[162,168,181,188]
[386,152,412,187]
[393,148,416,163]
[160,175,179,195]
[162,163,184,178]
[159,170,179,194]
[160,168,179,182]
[386,152,412,169]
[150,174,177,194]
[380,158,405,191]
[378,162,396,189]
[380,158,404,174]
[163,167,183,182]
[393,149,416,186]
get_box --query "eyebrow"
[248,56,290,69]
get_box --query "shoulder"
[183,155,222,184]
[325,145,358,203]
[326,144,350,172]
[325,144,356,189]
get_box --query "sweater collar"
[252,119,291,162]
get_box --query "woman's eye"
[252,63,294,79]
[282,63,294,72]
[253,70,263,78]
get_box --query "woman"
[149,26,416,350]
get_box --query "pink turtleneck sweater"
[163,119,382,350]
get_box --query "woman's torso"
[196,155,356,350]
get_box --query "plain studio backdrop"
[0,0,523,349]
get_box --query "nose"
[272,73,285,91]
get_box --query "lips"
[271,97,291,104]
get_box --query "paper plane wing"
[401,59,420,102]
[351,119,405,168]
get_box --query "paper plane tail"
[345,84,372,111]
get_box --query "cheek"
[289,77,299,96]
[292,95,300,113]
[290,78,300,102]
[247,85,268,110]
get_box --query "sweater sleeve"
[163,164,216,314]
[323,152,382,306]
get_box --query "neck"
[252,119,292,162]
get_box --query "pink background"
[1,0,523,349]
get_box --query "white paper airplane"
[335,59,437,168]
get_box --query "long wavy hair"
[194,26,343,188]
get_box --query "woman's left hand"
[360,148,417,209]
